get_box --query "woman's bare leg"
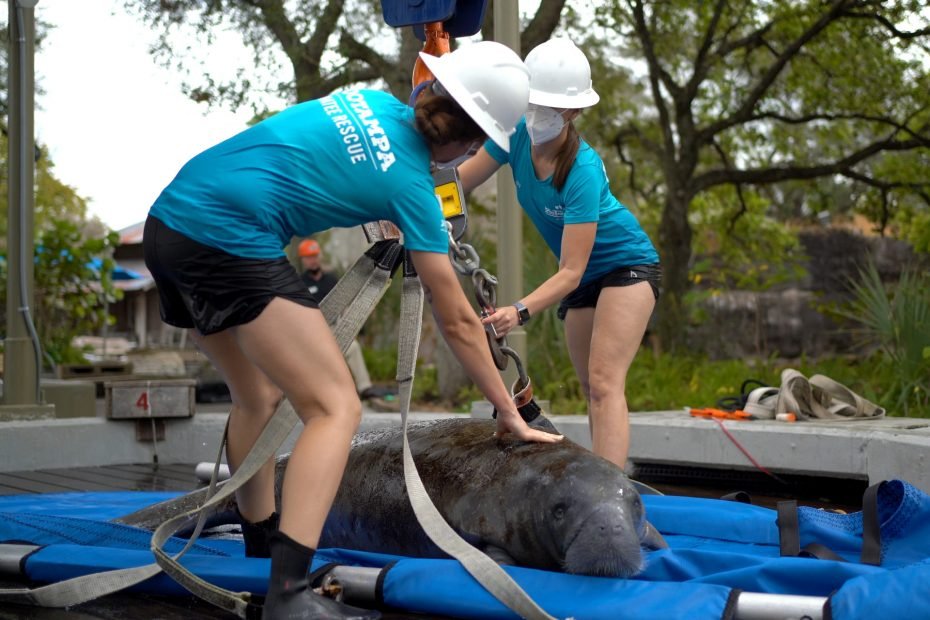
[564,282,655,469]
[231,298,359,547]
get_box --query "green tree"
[1,12,120,365]
[591,0,930,350]
[122,0,566,108]
[31,221,122,365]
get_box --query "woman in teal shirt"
[459,38,660,473]
[144,42,560,620]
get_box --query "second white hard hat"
[419,41,530,152]
[525,37,600,109]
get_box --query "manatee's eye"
[551,503,567,521]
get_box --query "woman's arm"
[456,148,502,193]
[481,221,596,337]
[410,250,561,443]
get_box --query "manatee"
[116,417,666,577]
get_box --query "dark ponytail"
[414,89,485,147]
[552,122,580,192]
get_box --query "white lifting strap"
[0,243,397,615]
[395,254,556,620]
[0,239,556,620]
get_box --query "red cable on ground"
[712,418,787,485]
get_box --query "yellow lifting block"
[435,178,464,218]
[433,167,468,240]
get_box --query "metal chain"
[446,223,529,388]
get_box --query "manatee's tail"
[113,485,239,536]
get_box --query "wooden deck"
[0,463,225,619]
[0,463,202,495]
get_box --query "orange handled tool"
[688,407,757,421]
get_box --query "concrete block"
[105,379,197,419]
[0,403,55,422]
[56,361,133,380]
[40,379,97,418]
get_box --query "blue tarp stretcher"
[1,480,928,619]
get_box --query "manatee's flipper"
[641,521,668,550]
[631,479,664,496]
[482,544,517,566]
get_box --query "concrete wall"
[1,410,928,496]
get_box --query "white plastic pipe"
[194,462,231,482]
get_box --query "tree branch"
[748,110,930,144]
[254,0,307,67]
[709,139,750,233]
[698,0,851,143]
[685,0,727,101]
[840,9,930,39]
[628,0,678,159]
[306,0,346,63]
[319,64,383,94]
[692,135,929,191]
[520,0,567,56]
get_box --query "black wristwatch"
[513,301,531,326]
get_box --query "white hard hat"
[525,38,600,109]
[419,41,529,152]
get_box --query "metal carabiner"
[500,345,529,391]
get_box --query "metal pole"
[3,0,40,408]
[493,0,526,386]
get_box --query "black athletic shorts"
[143,215,318,335]
[557,263,662,320]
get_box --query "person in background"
[296,238,393,407]
[458,37,660,472]
[144,41,561,620]
[296,238,339,299]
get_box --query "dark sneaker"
[358,386,396,400]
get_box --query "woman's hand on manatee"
[495,412,563,443]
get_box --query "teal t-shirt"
[485,119,658,284]
[149,90,449,257]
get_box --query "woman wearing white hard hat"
[459,37,661,471]
[144,40,559,620]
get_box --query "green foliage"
[622,350,912,415]
[588,0,929,350]
[833,261,930,415]
[0,133,90,243]
[411,363,439,404]
[688,187,807,293]
[362,344,398,383]
[894,200,930,255]
[31,221,123,366]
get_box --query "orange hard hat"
[298,239,321,257]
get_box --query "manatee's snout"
[562,503,644,577]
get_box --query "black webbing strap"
[799,543,845,562]
[860,482,882,565]
[778,501,849,561]
[776,500,801,557]
[777,482,885,565]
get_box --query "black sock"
[267,530,315,593]
[238,509,280,558]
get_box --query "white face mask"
[525,104,567,145]
[433,140,481,170]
